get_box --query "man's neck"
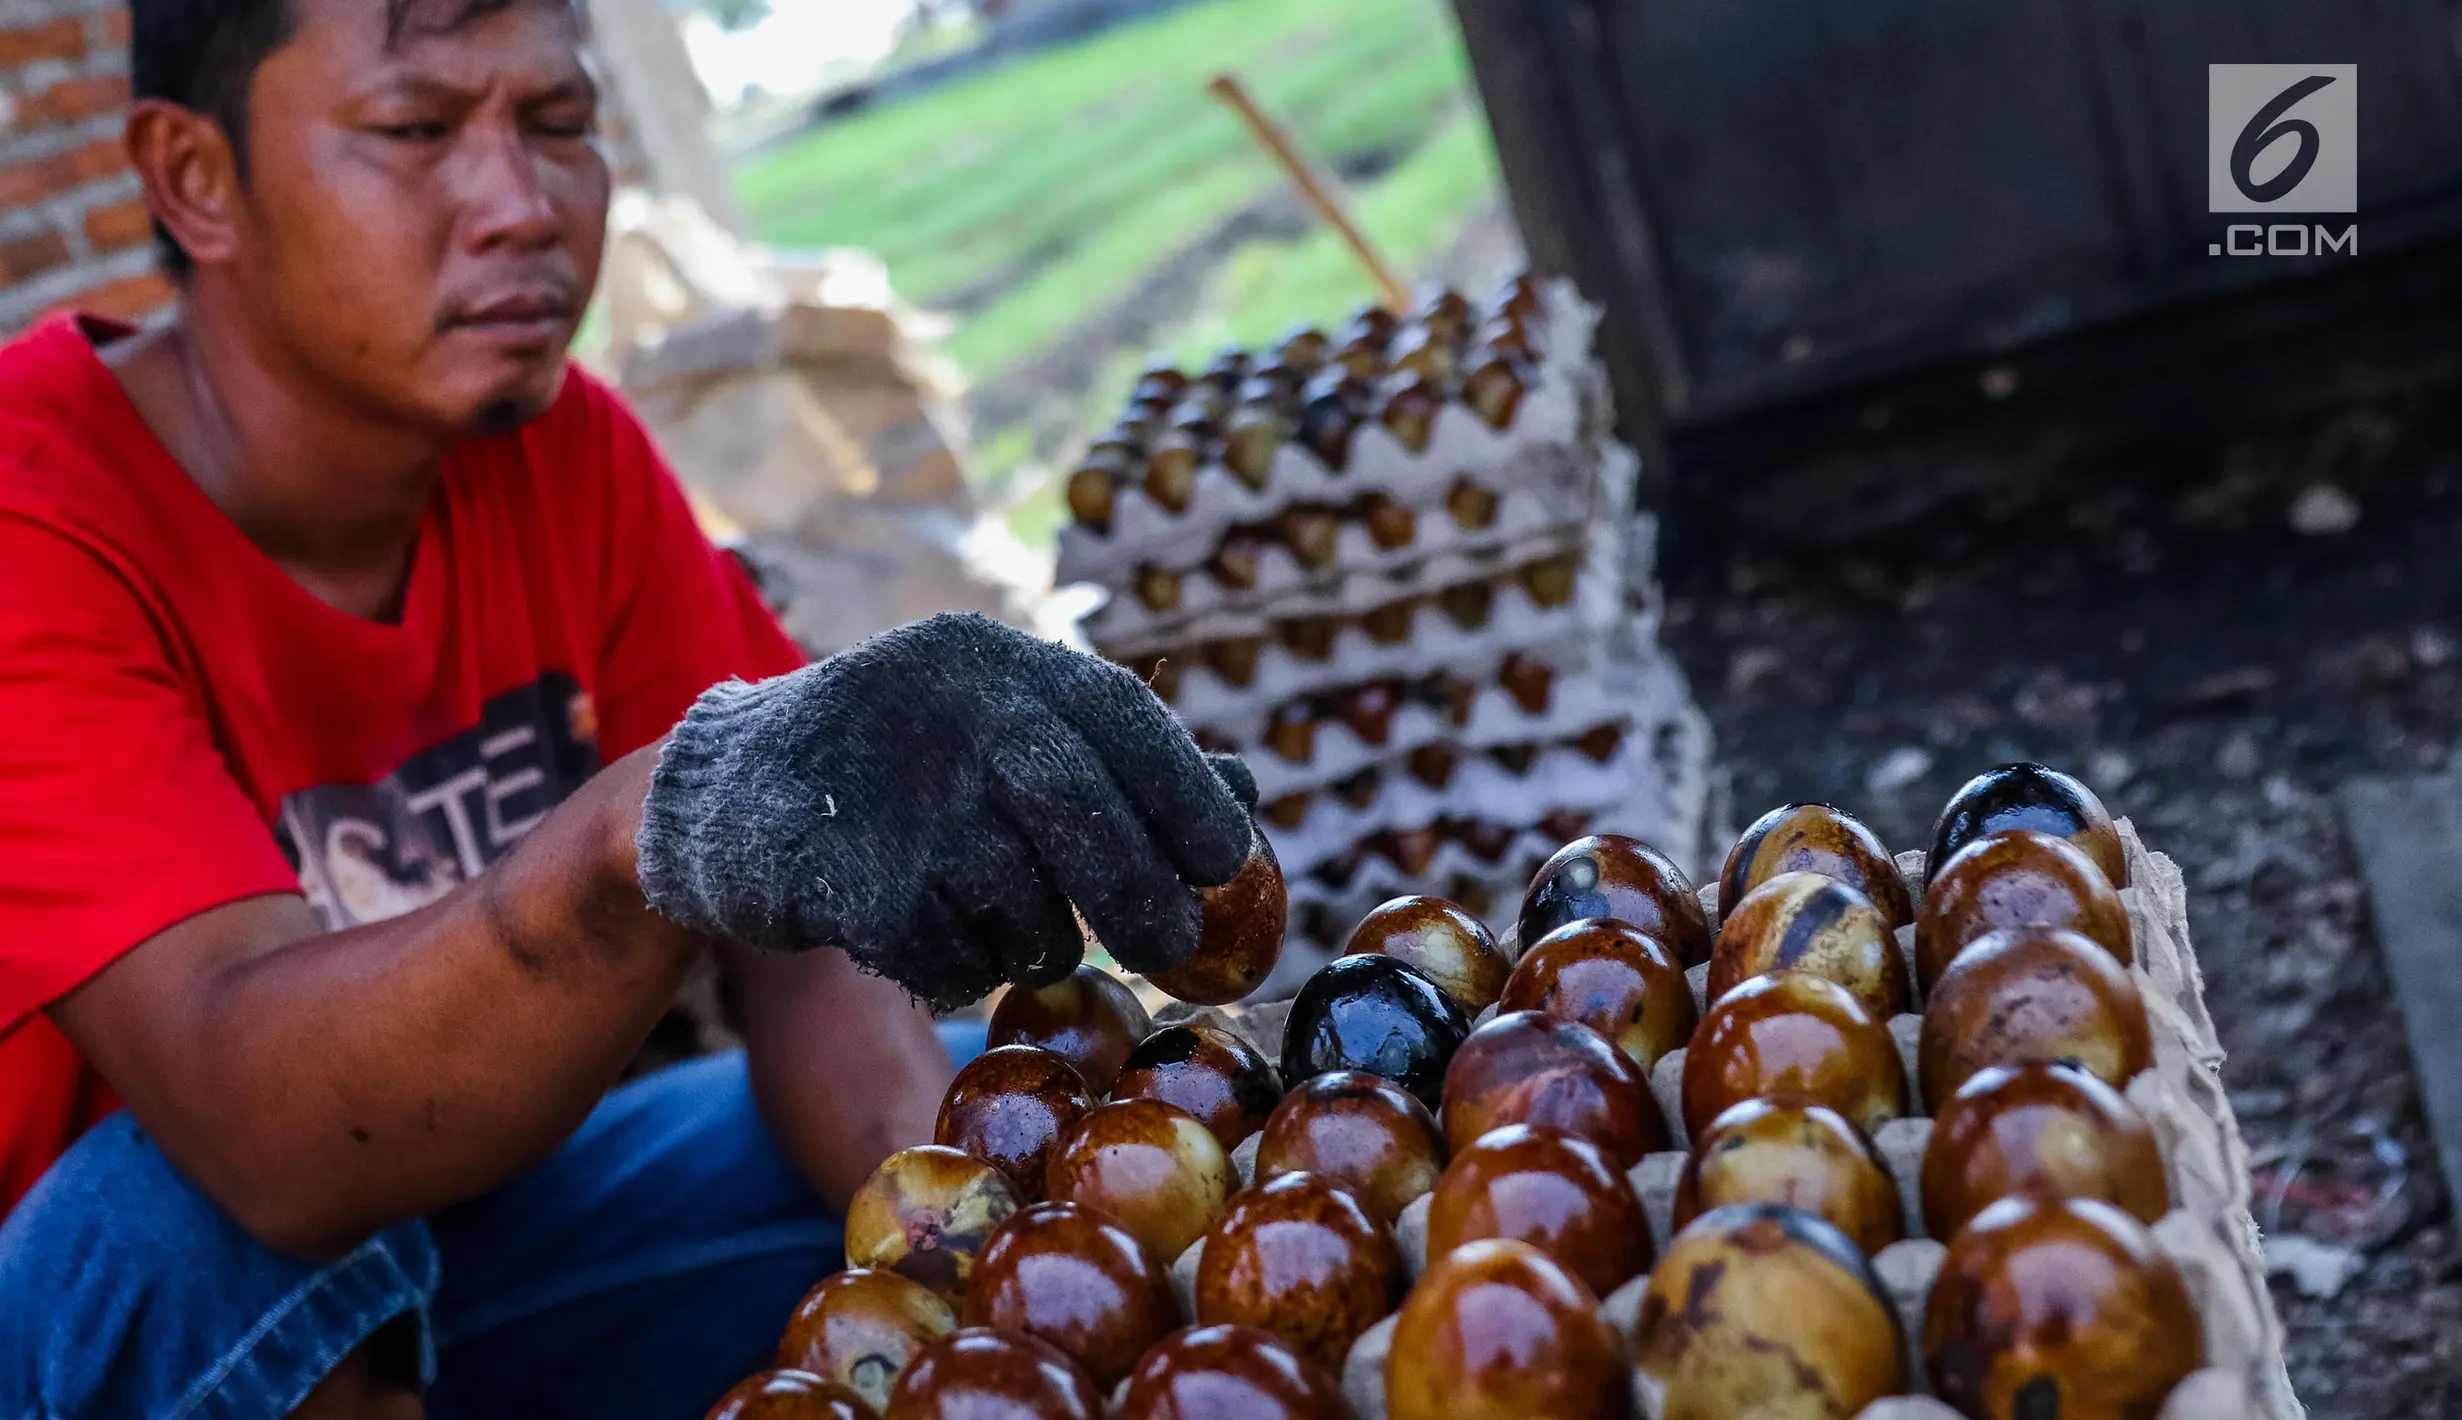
[104,297,446,623]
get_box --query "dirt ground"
[1660,396,2462,1416]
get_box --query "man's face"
[229,0,610,435]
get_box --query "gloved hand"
[635,613,1259,1009]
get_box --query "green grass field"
[735,0,1502,446]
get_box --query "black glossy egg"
[1279,955,1471,1113]
[1928,762,2125,890]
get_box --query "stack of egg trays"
[1065,286,1708,952]
[1173,820,2299,1420]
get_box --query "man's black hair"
[131,0,529,278]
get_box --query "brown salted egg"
[1915,829,2132,995]
[963,1201,1178,1391]
[882,1328,1102,1420]
[1518,832,1714,967]
[1342,895,1512,1013]
[935,1046,1093,1204]
[1929,761,2126,890]
[1922,1060,2167,1239]
[1112,1024,1284,1151]
[1671,1096,1903,1256]
[1043,1099,1233,1264]
[845,1147,1020,1301]
[1720,801,1915,929]
[1441,1010,1668,1167]
[1194,1171,1403,1370]
[1112,1324,1344,1420]
[1707,871,1913,1020]
[1683,972,1907,1137]
[1252,1069,1447,1224]
[1497,919,1696,1074]
[1631,1203,1904,1420]
[1385,1238,1627,1420]
[987,966,1154,1097]
[1461,355,1529,432]
[1144,828,1287,1006]
[1424,1122,1653,1297]
[1924,1195,2202,1419]
[1918,926,2153,1111]
[704,1371,873,1420]
[779,1269,957,1413]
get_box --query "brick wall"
[0,1,172,336]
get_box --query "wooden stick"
[1206,72,1411,313]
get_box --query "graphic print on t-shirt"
[274,674,603,929]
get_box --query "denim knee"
[0,1113,438,1420]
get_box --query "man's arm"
[49,744,699,1261]
[727,943,953,1210]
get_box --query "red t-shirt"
[0,314,804,1215]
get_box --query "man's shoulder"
[0,316,164,540]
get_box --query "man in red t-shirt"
[0,4,1254,1418]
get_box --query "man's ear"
[125,100,242,269]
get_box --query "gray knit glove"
[636,613,1258,1009]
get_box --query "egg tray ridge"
[1174,820,2299,1420]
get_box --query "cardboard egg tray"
[1140,577,1607,730]
[1169,820,2302,1420]
[1065,281,1704,974]
[1054,296,1604,586]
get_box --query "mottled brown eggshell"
[1113,1024,1284,1150]
[705,1370,875,1420]
[962,1201,1178,1390]
[1342,895,1512,1013]
[1113,1324,1344,1420]
[1253,1069,1447,1224]
[845,1147,1021,1301]
[1497,919,1697,1074]
[1720,802,1914,929]
[1924,1195,2202,1419]
[1195,1171,1403,1370]
[1682,972,1907,1138]
[1707,871,1912,1020]
[1922,1061,2167,1239]
[1385,1238,1627,1420]
[1631,1203,1904,1420]
[882,1328,1103,1420]
[1519,834,1714,967]
[1929,762,2127,891]
[989,967,1155,1097]
[1441,1011,1669,1168]
[1672,1096,1903,1257]
[1044,1099,1233,1264]
[935,1046,1094,1203]
[1918,926,2154,1112]
[1147,829,1288,1006]
[1424,1123,1653,1297]
[779,1269,958,1414]
[1915,829,2132,995]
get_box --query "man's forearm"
[728,942,954,1210]
[53,744,705,1259]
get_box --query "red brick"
[23,74,131,128]
[0,17,86,66]
[49,270,175,322]
[82,197,152,253]
[0,139,131,206]
[0,231,72,286]
[97,9,133,49]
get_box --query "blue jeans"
[0,1024,986,1420]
